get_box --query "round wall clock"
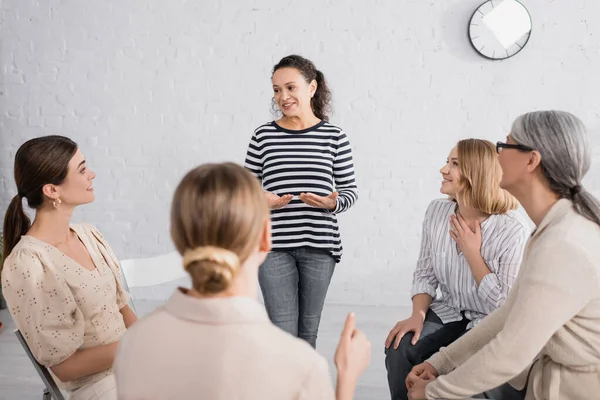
[468,0,532,60]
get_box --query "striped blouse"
[411,199,530,328]
[244,120,358,262]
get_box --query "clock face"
[469,0,532,60]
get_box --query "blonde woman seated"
[1,136,137,400]
[406,111,600,399]
[384,139,529,400]
[114,163,371,400]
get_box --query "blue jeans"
[385,310,526,400]
[258,248,336,348]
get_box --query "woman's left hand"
[299,192,338,210]
[450,214,482,258]
[408,375,435,399]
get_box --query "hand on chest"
[448,214,486,257]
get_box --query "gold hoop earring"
[53,197,62,209]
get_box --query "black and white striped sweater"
[244,120,358,262]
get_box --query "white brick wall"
[1,0,599,307]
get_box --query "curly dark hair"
[271,55,332,121]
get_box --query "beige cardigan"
[426,199,600,400]
[114,289,335,400]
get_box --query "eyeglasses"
[496,141,535,154]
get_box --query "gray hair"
[511,110,600,227]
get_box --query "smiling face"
[439,146,461,197]
[51,149,96,207]
[272,67,316,118]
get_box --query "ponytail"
[572,188,600,227]
[1,195,31,274]
[311,69,332,122]
[1,135,77,276]
[510,110,600,228]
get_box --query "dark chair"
[14,329,65,400]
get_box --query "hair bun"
[183,246,240,271]
[183,246,241,294]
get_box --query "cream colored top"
[114,289,335,400]
[1,224,130,391]
[426,199,600,400]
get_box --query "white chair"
[119,251,189,314]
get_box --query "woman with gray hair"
[405,110,600,400]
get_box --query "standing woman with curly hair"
[244,55,359,348]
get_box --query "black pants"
[384,310,526,400]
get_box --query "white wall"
[1,0,599,306]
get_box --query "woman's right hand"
[265,192,293,209]
[405,362,439,390]
[334,313,371,382]
[385,314,425,349]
